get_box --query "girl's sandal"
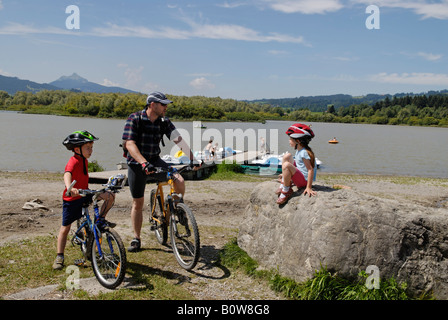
[276,188,293,205]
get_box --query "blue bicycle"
[67,174,127,289]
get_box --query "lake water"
[1,111,448,178]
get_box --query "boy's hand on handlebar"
[68,188,80,197]
[141,161,155,175]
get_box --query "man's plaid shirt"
[122,109,176,165]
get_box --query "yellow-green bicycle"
[149,165,200,270]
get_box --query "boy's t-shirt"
[63,154,89,201]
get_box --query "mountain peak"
[48,73,138,94]
[56,73,88,83]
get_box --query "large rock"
[238,181,448,298]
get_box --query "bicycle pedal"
[72,237,82,245]
[74,258,85,266]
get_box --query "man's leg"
[131,197,144,240]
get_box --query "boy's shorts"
[127,157,170,199]
[62,195,92,226]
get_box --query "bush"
[88,160,104,172]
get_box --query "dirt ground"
[1,171,448,300]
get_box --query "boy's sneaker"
[52,255,64,270]
[128,238,141,252]
[96,217,116,231]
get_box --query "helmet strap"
[293,139,299,150]
[74,146,88,175]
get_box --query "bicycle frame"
[73,195,106,257]
[150,170,178,224]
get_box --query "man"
[122,91,197,252]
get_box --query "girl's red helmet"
[285,123,315,139]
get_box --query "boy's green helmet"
[63,130,98,150]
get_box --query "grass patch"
[0,235,193,300]
[0,236,84,296]
[218,238,416,300]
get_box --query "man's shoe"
[128,238,141,252]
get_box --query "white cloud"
[265,0,343,14]
[101,79,120,87]
[351,0,448,20]
[189,77,216,90]
[369,72,448,85]
[417,52,443,61]
[0,22,76,35]
[268,50,289,55]
[217,2,247,8]
[0,68,12,76]
[92,20,306,44]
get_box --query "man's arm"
[124,140,147,165]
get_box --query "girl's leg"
[281,153,296,187]
[276,153,297,204]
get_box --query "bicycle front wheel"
[149,188,168,245]
[90,228,127,289]
[170,202,200,270]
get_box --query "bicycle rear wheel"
[149,188,168,245]
[170,202,200,270]
[90,228,127,289]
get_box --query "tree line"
[1,89,448,127]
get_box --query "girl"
[276,123,317,205]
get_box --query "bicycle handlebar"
[65,174,127,197]
[153,164,195,175]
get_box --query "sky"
[0,0,447,100]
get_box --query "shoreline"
[1,168,448,181]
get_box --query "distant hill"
[49,73,138,94]
[0,73,139,95]
[0,74,60,95]
[250,90,448,112]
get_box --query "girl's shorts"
[291,168,307,188]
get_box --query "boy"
[53,130,115,270]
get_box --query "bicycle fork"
[168,195,191,238]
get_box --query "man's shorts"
[62,195,92,226]
[127,157,170,199]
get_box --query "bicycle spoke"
[91,229,127,289]
[170,203,200,270]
